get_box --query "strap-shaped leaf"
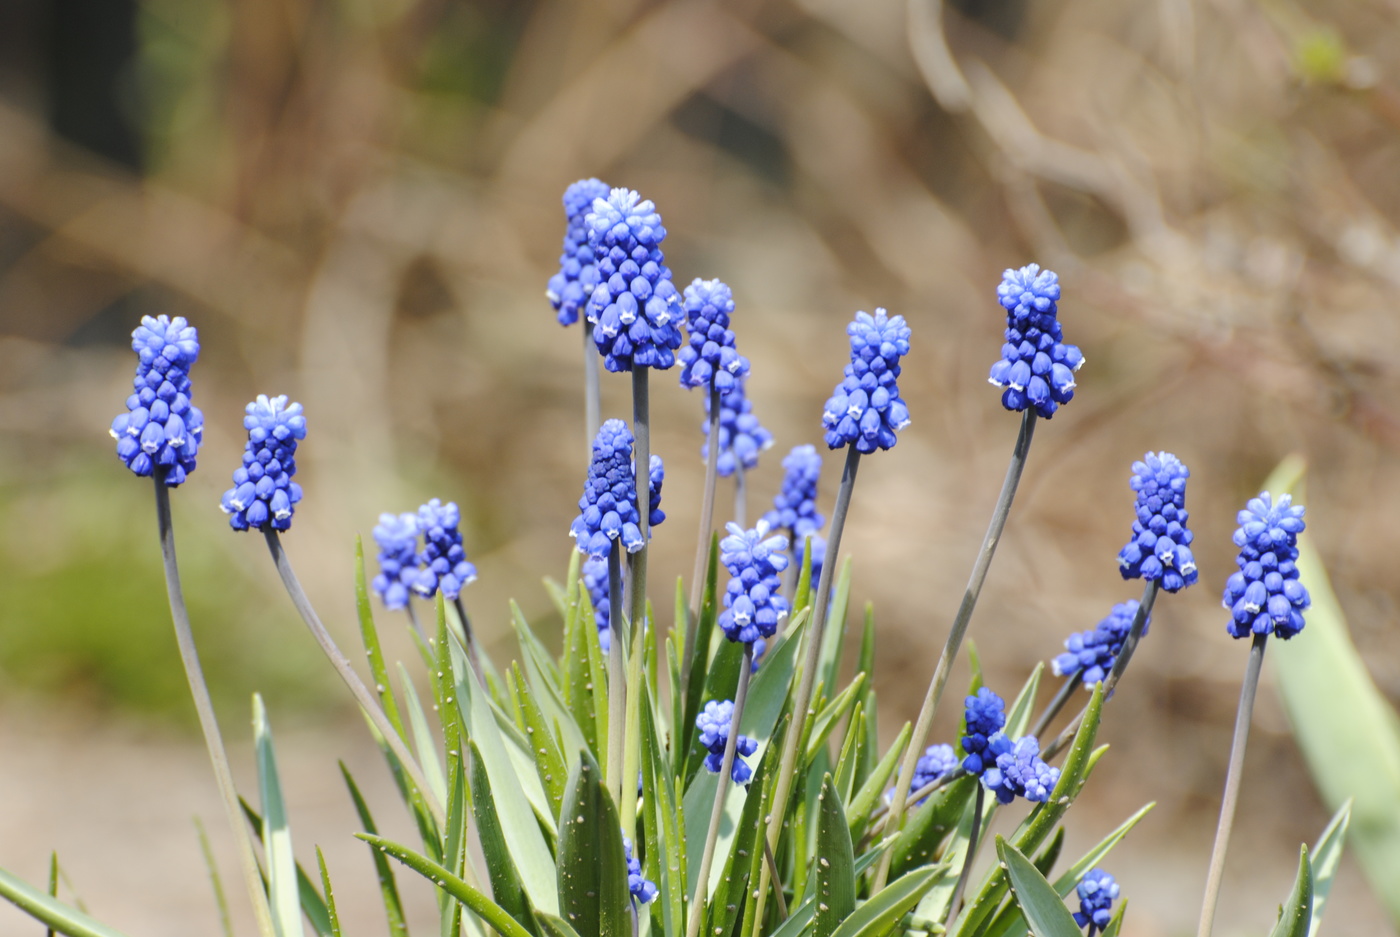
[679,533,722,766]
[816,558,855,695]
[1308,800,1351,937]
[557,750,630,937]
[709,716,787,937]
[997,838,1082,937]
[565,582,607,760]
[766,845,896,937]
[1268,846,1314,937]
[827,865,944,937]
[254,694,305,937]
[641,683,684,937]
[1100,900,1127,937]
[238,798,333,937]
[341,764,409,934]
[315,849,342,937]
[847,721,912,840]
[1034,827,1065,878]
[805,672,868,764]
[833,705,865,805]
[890,775,977,882]
[470,740,539,935]
[510,662,571,820]
[814,775,857,937]
[0,867,136,937]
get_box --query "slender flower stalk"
[686,381,723,623]
[1027,667,1086,741]
[944,784,986,925]
[734,464,747,527]
[584,323,601,449]
[607,539,627,804]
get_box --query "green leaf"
[1034,827,1065,878]
[195,817,236,937]
[511,662,571,820]
[1100,899,1127,937]
[833,705,865,805]
[890,775,977,881]
[805,672,868,765]
[766,845,894,937]
[1004,663,1044,740]
[237,799,334,937]
[680,533,722,766]
[827,865,944,937]
[1268,846,1314,937]
[470,740,539,935]
[709,716,788,937]
[315,849,343,937]
[340,765,410,934]
[398,662,448,810]
[998,838,1082,937]
[814,775,857,937]
[1309,800,1351,937]
[817,558,855,694]
[792,534,815,616]
[537,913,585,937]
[847,721,912,840]
[0,867,135,937]
[557,750,630,937]
[565,582,606,760]
[640,682,685,937]
[254,694,306,937]
[359,834,534,937]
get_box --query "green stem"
[734,464,747,528]
[944,783,985,925]
[584,323,601,453]
[1027,668,1085,742]
[153,474,277,937]
[452,595,484,684]
[874,409,1036,892]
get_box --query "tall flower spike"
[988,264,1083,419]
[717,520,790,644]
[696,699,760,785]
[110,315,205,486]
[570,419,645,557]
[623,836,659,906]
[1223,492,1310,639]
[702,378,773,477]
[821,309,912,453]
[1117,452,1198,593]
[371,512,420,610]
[763,445,825,542]
[219,395,306,531]
[1073,869,1120,936]
[679,278,749,392]
[585,188,684,371]
[413,499,478,600]
[960,686,1006,776]
[1051,600,1150,689]
[546,178,611,326]
[582,556,613,652]
[981,733,1060,804]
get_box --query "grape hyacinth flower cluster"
[696,699,760,785]
[1223,493,1310,639]
[414,499,478,600]
[717,521,790,645]
[219,395,306,531]
[582,556,613,651]
[623,836,659,906]
[546,178,610,326]
[895,744,960,808]
[981,734,1060,805]
[585,188,684,372]
[1118,452,1198,593]
[1051,600,1150,689]
[702,379,773,476]
[763,445,825,542]
[821,309,912,453]
[570,420,646,557]
[646,454,666,530]
[678,278,749,392]
[988,265,1084,419]
[110,315,205,486]
[1072,869,1120,936]
[370,512,420,610]
[960,687,1007,776]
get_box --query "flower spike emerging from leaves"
[570,419,645,557]
[1223,492,1310,639]
[822,309,912,452]
[697,699,760,784]
[1073,869,1120,936]
[413,499,477,601]
[717,520,790,644]
[547,178,610,326]
[1052,600,1150,688]
[624,836,658,906]
[981,733,1060,804]
[371,512,419,610]
[220,395,306,531]
[886,744,960,808]
[960,686,1006,776]
[988,264,1083,418]
[110,315,205,486]
[1118,452,1198,592]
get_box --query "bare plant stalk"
[607,540,626,805]
[153,474,277,937]
[944,783,986,925]
[262,529,444,824]
[874,409,1036,891]
[686,643,755,937]
[1197,632,1268,937]
[1027,668,1086,742]
[452,595,483,684]
[584,323,601,452]
[734,464,747,527]
[622,366,651,834]
[684,382,724,691]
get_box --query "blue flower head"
[647,454,666,529]
[1117,452,1198,592]
[585,188,684,371]
[717,521,790,644]
[1051,600,1149,689]
[570,419,645,558]
[546,178,610,326]
[763,445,825,542]
[888,743,960,808]
[696,699,760,785]
[960,687,1007,776]
[414,499,477,601]
[981,733,1060,805]
[623,836,658,906]
[219,395,306,531]
[988,265,1083,419]
[371,512,420,610]
[110,315,205,486]
[1223,492,1310,640]
[582,556,613,652]
[679,278,750,392]
[821,309,912,453]
[702,378,773,477]
[1073,869,1120,936]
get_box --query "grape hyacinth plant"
[988,263,1083,419]
[696,699,760,784]
[110,314,205,486]
[1074,869,1120,936]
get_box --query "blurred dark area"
[1,0,1398,933]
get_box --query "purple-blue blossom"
[981,733,1060,804]
[961,687,1007,776]
[679,278,749,392]
[696,699,760,785]
[763,445,825,542]
[583,556,613,652]
[110,315,205,486]
[717,521,790,644]
[1117,452,1198,593]
[546,178,610,326]
[413,499,477,601]
[570,419,645,558]
[623,836,658,906]
[647,453,666,529]
[895,744,961,808]
[821,309,912,453]
[702,378,773,477]
[219,395,306,531]
[1051,600,1149,689]
[585,188,684,372]
[988,265,1083,419]
[1073,869,1119,936]
[371,512,420,610]
[1223,492,1310,640]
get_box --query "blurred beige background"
[1,0,1398,933]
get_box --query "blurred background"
[1,0,1398,933]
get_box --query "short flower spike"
[570,419,645,558]
[623,836,659,905]
[1223,492,1310,639]
[547,178,611,326]
[110,315,205,486]
[821,309,912,453]
[585,188,684,372]
[696,699,760,785]
[582,556,612,652]
[413,499,478,601]
[886,743,960,808]
[717,521,790,645]
[371,512,420,610]
[763,445,825,542]
[679,278,749,392]
[1117,452,1198,592]
[1052,600,1149,689]
[988,264,1083,418]
[960,686,1007,776]
[219,395,306,531]
[1073,868,1120,936]
[981,733,1060,804]
[701,378,773,477]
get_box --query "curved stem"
[685,381,724,687]
[1197,632,1268,937]
[262,528,444,825]
[153,474,277,937]
[607,541,627,805]
[944,783,986,925]
[686,643,755,937]
[583,323,601,453]
[874,410,1036,891]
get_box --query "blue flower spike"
[1073,869,1120,936]
[413,499,478,601]
[696,699,760,785]
[623,836,659,906]
[763,445,825,542]
[110,315,205,486]
[702,378,774,477]
[647,454,666,529]
[988,264,1083,419]
[1117,452,1198,593]
[371,512,420,610]
[902,744,960,807]
[1223,492,1310,640]
[960,686,1007,776]
[821,309,912,453]
[219,395,306,531]
[679,278,750,392]
[981,734,1060,804]
[582,555,613,652]
[1052,600,1150,689]
[585,188,684,372]
[547,178,611,327]
[717,520,790,645]
[570,419,646,558]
